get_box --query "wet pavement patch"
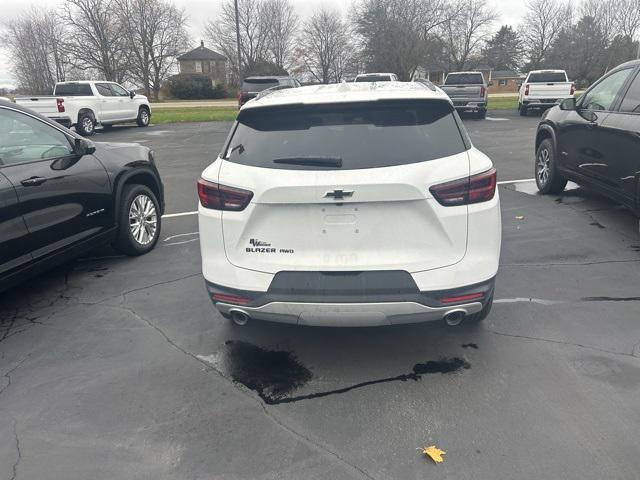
[224,340,312,403]
[222,341,470,405]
[462,343,479,349]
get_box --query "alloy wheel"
[536,147,550,186]
[129,194,158,246]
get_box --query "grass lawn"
[151,106,237,124]
[488,97,518,110]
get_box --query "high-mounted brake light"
[56,97,65,113]
[197,178,253,211]
[429,168,497,207]
[524,84,530,95]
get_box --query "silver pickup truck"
[440,72,489,118]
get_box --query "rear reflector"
[430,168,497,206]
[440,292,485,304]
[197,178,253,211]
[212,293,251,305]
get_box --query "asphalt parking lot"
[2,110,640,479]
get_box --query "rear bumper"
[522,99,562,107]
[205,276,495,327]
[452,99,487,110]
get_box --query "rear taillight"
[524,84,529,95]
[56,97,65,112]
[570,83,575,95]
[440,292,485,304]
[429,168,497,207]
[197,178,253,211]
[480,86,485,97]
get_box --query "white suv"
[198,82,501,327]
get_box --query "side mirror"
[129,90,136,99]
[559,97,576,111]
[75,137,96,156]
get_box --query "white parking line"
[160,179,536,220]
[162,211,198,219]
[497,178,535,185]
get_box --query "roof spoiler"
[254,84,294,101]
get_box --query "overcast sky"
[0,0,526,88]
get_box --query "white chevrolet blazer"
[198,82,501,327]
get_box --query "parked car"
[15,81,151,136]
[518,69,575,116]
[198,82,501,327]
[354,73,399,82]
[238,76,301,107]
[0,100,164,292]
[440,71,489,118]
[534,60,640,215]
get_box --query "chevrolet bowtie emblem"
[324,189,354,200]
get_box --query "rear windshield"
[444,73,484,85]
[528,72,567,83]
[242,79,279,92]
[224,101,468,170]
[355,75,392,82]
[54,83,93,96]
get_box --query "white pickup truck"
[518,70,575,116]
[14,81,151,136]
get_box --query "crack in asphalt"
[0,357,30,398]
[488,330,640,359]
[501,259,640,267]
[10,420,21,480]
[102,302,377,480]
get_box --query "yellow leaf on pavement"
[421,445,446,463]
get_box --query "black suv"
[238,76,301,107]
[0,100,164,291]
[535,60,640,214]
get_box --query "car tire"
[518,103,527,116]
[535,138,567,194]
[467,292,493,323]
[77,112,96,136]
[136,107,150,127]
[478,109,487,119]
[113,184,161,256]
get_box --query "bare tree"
[443,0,498,70]
[520,0,572,69]
[63,0,130,82]
[116,0,189,99]
[616,0,640,40]
[3,8,72,94]
[297,8,350,83]
[205,0,270,84]
[350,0,453,81]
[262,0,299,70]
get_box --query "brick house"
[487,70,525,93]
[177,41,227,85]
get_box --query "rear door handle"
[21,176,47,187]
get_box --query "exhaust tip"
[229,309,250,326]
[444,310,466,327]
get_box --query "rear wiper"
[273,156,342,168]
